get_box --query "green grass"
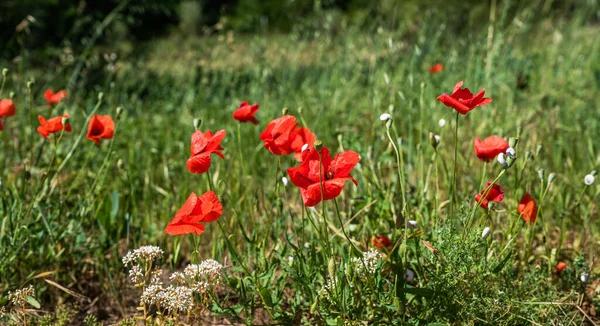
[1,2,600,325]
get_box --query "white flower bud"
[379,113,391,121]
[506,147,516,157]
[434,135,441,143]
[407,220,418,229]
[438,119,446,127]
[548,172,556,184]
[497,153,507,167]
[281,177,288,186]
[405,269,415,282]
[580,273,589,283]
[481,227,490,238]
[584,174,595,186]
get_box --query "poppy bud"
[193,118,202,130]
[297,106,303,114]
[98,92,104,102]
[281,177,288,186]
[314,140,323,151]
[497,153,507,168]
[116,106,123,120]
[536,144,543,156]
[61,115,69,126]
[405,269,415,282]
[548,172,556,184]
[584,174,595,186]
[9,91,14,99]
[438,118,446,127]
[386,118,393,129]
[379,113,391,122]
[555,262,567,274]
[506,147,516,157]
[429,132,440,149]
[481,227,490,238]
[117,159,125,170]
[27,80,34,89]
[2,68,7,76]
[580,273,589,283]
[407,220,418,229]
[508,137,518,149]
[282,107,288,115]
[538,169,545,182]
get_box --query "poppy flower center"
[326,171,334,180]
[91,125,104,136]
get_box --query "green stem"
[451,111,459,219]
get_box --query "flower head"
[371,235,392,248]
[186,129,226,174]
[259,115,298,155]
[44,89,68,106]
[474,182,504,210]
[232,101,259,124]
[584,174,595,186]
[165,191,223,235]
[290,127,316,161]
[555,262,567,274]
[287,146,360,206]
[0,99,16,117]
[437,81,492,115]
[474,136,509,162]
[429,63,443,74]
[86,114,115,145]
[481,227,491,238]
[518,192,538,224]
[37,114,72,140]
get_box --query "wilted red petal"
[518,193,538,223]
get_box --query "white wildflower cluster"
[350,249,382,277]
[192,281,209,295]
[141,285,194,313]
[0,306,6,318]
[169,272,186,285]
[122,245,164,267]
[318,277,338,300]
[184,259,223,281]
[8,285,35,307]
[128,265,143,284]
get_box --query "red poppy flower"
[37,114,72,140]
[474,136,509,162]
[474,182,504,210]
[287,146,360,206]
[429,63,443,74]
[0,99,16,117]
[44,89,68,106]
[437,81,492,115]
[232,101,259,124]
[555,262,567,274]
[371,235,393,248]
[518,193,538,224]
[186,129,226,174]
[290,127,316,162]
[164,191,223,235]
[86,114,115,145]
[260,115,298,155]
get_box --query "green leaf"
[26,295,41,309]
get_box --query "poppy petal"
[165,223,205,235]
[329,150,360,178]
[186,152,212,174]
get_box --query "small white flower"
[580,273,590,283]
[438,119,446,127]
[481,227,490,239]
[281,177,288,186]
[302,143,309,151]
[506,147,516,157]
[287,256,294,264]
[434,135,441,143]
[407,220,418,229]
[584,174,595,186]
[497,153,507,167]
[379,113,391,121]
[405,269,415,282]
[304,242,310,249]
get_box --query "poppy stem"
[451,111,459,220]
[236,123,248,178]
[206,168,215,192]
[0,71,6,98]
[317,148,331,254]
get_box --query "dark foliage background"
[2,0,598,61]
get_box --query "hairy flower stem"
[317,148,332,255]
[451,111,459,219]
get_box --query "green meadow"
[1,1,599,324]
